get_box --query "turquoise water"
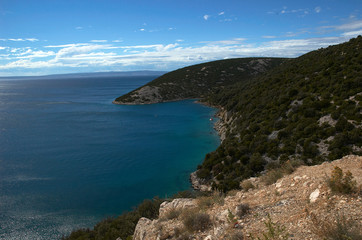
[0,76,220,239]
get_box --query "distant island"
[0,70,166,81]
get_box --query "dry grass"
[310,212,362,240]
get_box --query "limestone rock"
[309,189,320,203]
[190,171,212,192]
[133,217,159,240]
[159,198,196,219]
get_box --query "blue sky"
[0,0,361,76]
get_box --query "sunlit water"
[0,76,220,239]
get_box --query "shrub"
[197,191,224,210]
[229,231,244,240]
[310,212,362,240]
[183,211,212,232]
[261,169,284,185]
[241,179,255,191]
[236,203,250,218]
[251,214,289,240]
[164,208,182,220]
[327,166,357,194]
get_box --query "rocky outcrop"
[133,155,362,240]
[113,86,162,105]
[190,171,212,192]
[159,198,197,219]
[133,217,159,240]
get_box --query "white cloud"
[26,38,39,42]
[218,11,225,16]
[315,7,321,13]
[341,30,362,37]
[16,49,55,59]
[90,40,108,43]
[112,40,123,43]
[203,15,210,20]
[201,38,246,45]
[0,38,39,42]
[75,26,83,30]
[335,20,362,30]
[0,35,357,73]
[140,28,145,31]
[262,35,277,39]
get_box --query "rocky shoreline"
[190,105,232,192]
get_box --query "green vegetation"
[61,197,163,240]
[251,214,290,240]
[114,57,285,103]
[327,166,357,194]
[197,36,362,191]
[182,211,213,232]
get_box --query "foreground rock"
[133,155,361,240]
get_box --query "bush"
[311,212,362,240]
[183,211,212,232]
[327,166,357,194]
[251,214,289,240]
[236,203,250,218]
[164,208,182,220]
[229,231,244,240]
[241,179,255,191]
[197,191,224,210]
[261,169,284,185]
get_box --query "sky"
[0,0,361,76]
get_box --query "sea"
[0,75,220,239]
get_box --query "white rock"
[275,179,283,188]
[159,198,196,219]
[294,176,302,181]
[309,189,320,203]
[133,217,159,240]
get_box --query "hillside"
[113,58,285,104]
[133,155,361,240]
[195,36,362,191]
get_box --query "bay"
[0,76,220,239]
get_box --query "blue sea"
[0,76,220,239]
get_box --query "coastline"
[190,101,231,192]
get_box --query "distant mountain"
[0,71,166,81]
[113,58,286,104]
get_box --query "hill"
[195,36,362,191]
[113,58,285,104]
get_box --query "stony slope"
[133,155,361,240]
[113,58,285,104]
